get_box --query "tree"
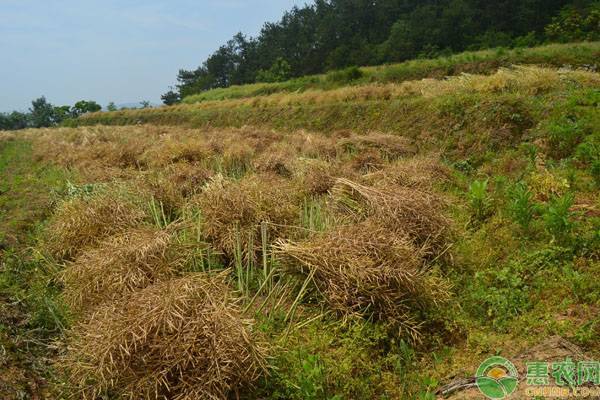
[161,90,180,106]
[139,100,151,109]
[165,0,580,99]
[545,3,600,42]
[29,97,57,128]
[53,105,72,124]
[107,102,118,112]
[71,100,102,118]
[256,57,292,82]
[0,111,29,130]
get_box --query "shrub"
[547,117,585,159]
[326,66,364,84]
[63,273,266,399]
[467,261,532,330]
[543,193,576,243]
[507,182,536,231]
[591,160,600,187]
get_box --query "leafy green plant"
[592,161,600,187]
[507,182,536,231]
[543,193,576,243]
[547,117,584,159]
[467,262,532,330]
[468,179,493,223]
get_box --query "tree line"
[0,97,103,131]
[0,99,156,131]
[164,0,599,104]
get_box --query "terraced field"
[1,50,599,399]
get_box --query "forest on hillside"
[164,0,600,103]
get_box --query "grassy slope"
[180,42,600,104]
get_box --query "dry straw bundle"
[364,155,454,189]
[61,226,186,314]
[276,221,449,341]
[44,190,147,260]
[192,174,300,258]
[331,178,450,253]
[338,133,417,161]
[64,272,266,400]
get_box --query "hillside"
[1,43,599,399]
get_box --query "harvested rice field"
[1,63,599,399]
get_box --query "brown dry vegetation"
[63,273,266,400]
[20,121,456,396]
[61,226,186,314]
[190,174,302,258]
[43,188,148,260]
[276,220,449,341]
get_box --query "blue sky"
[0,0,305,112]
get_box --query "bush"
[543,193,576,243]
[547,117,585,159]
[326,66,364,84]
[468,261,532,330]
[507,182,536,231]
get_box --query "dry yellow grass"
[43,189,147,259]
[63,272,266,400]
[338,132,416,161]
[191,174,301,258]
[364,155,454,189]
[332,178,451,253]
[276,220,449,341]
[145,65,600,110]
[61,226,186,314]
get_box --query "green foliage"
[71,100,102,118]
[160,90,180,106]
[30,96,59,128]
[468,179,493,223]
[179,42,600,105]
[257,57,292,83]
[547,117,585,159]
[545,4,600,43]
[325,66,364,84]
[468,261,532,330]
[507,182,537,231]
[591,160,600,186]
[543,193,576,243]
[107,102,118,112]
[0,111,29,130]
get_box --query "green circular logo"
[476,356,519,399]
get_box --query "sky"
[0,0,305,112]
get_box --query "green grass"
[0,139,73,399]
[181,42,600,104]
